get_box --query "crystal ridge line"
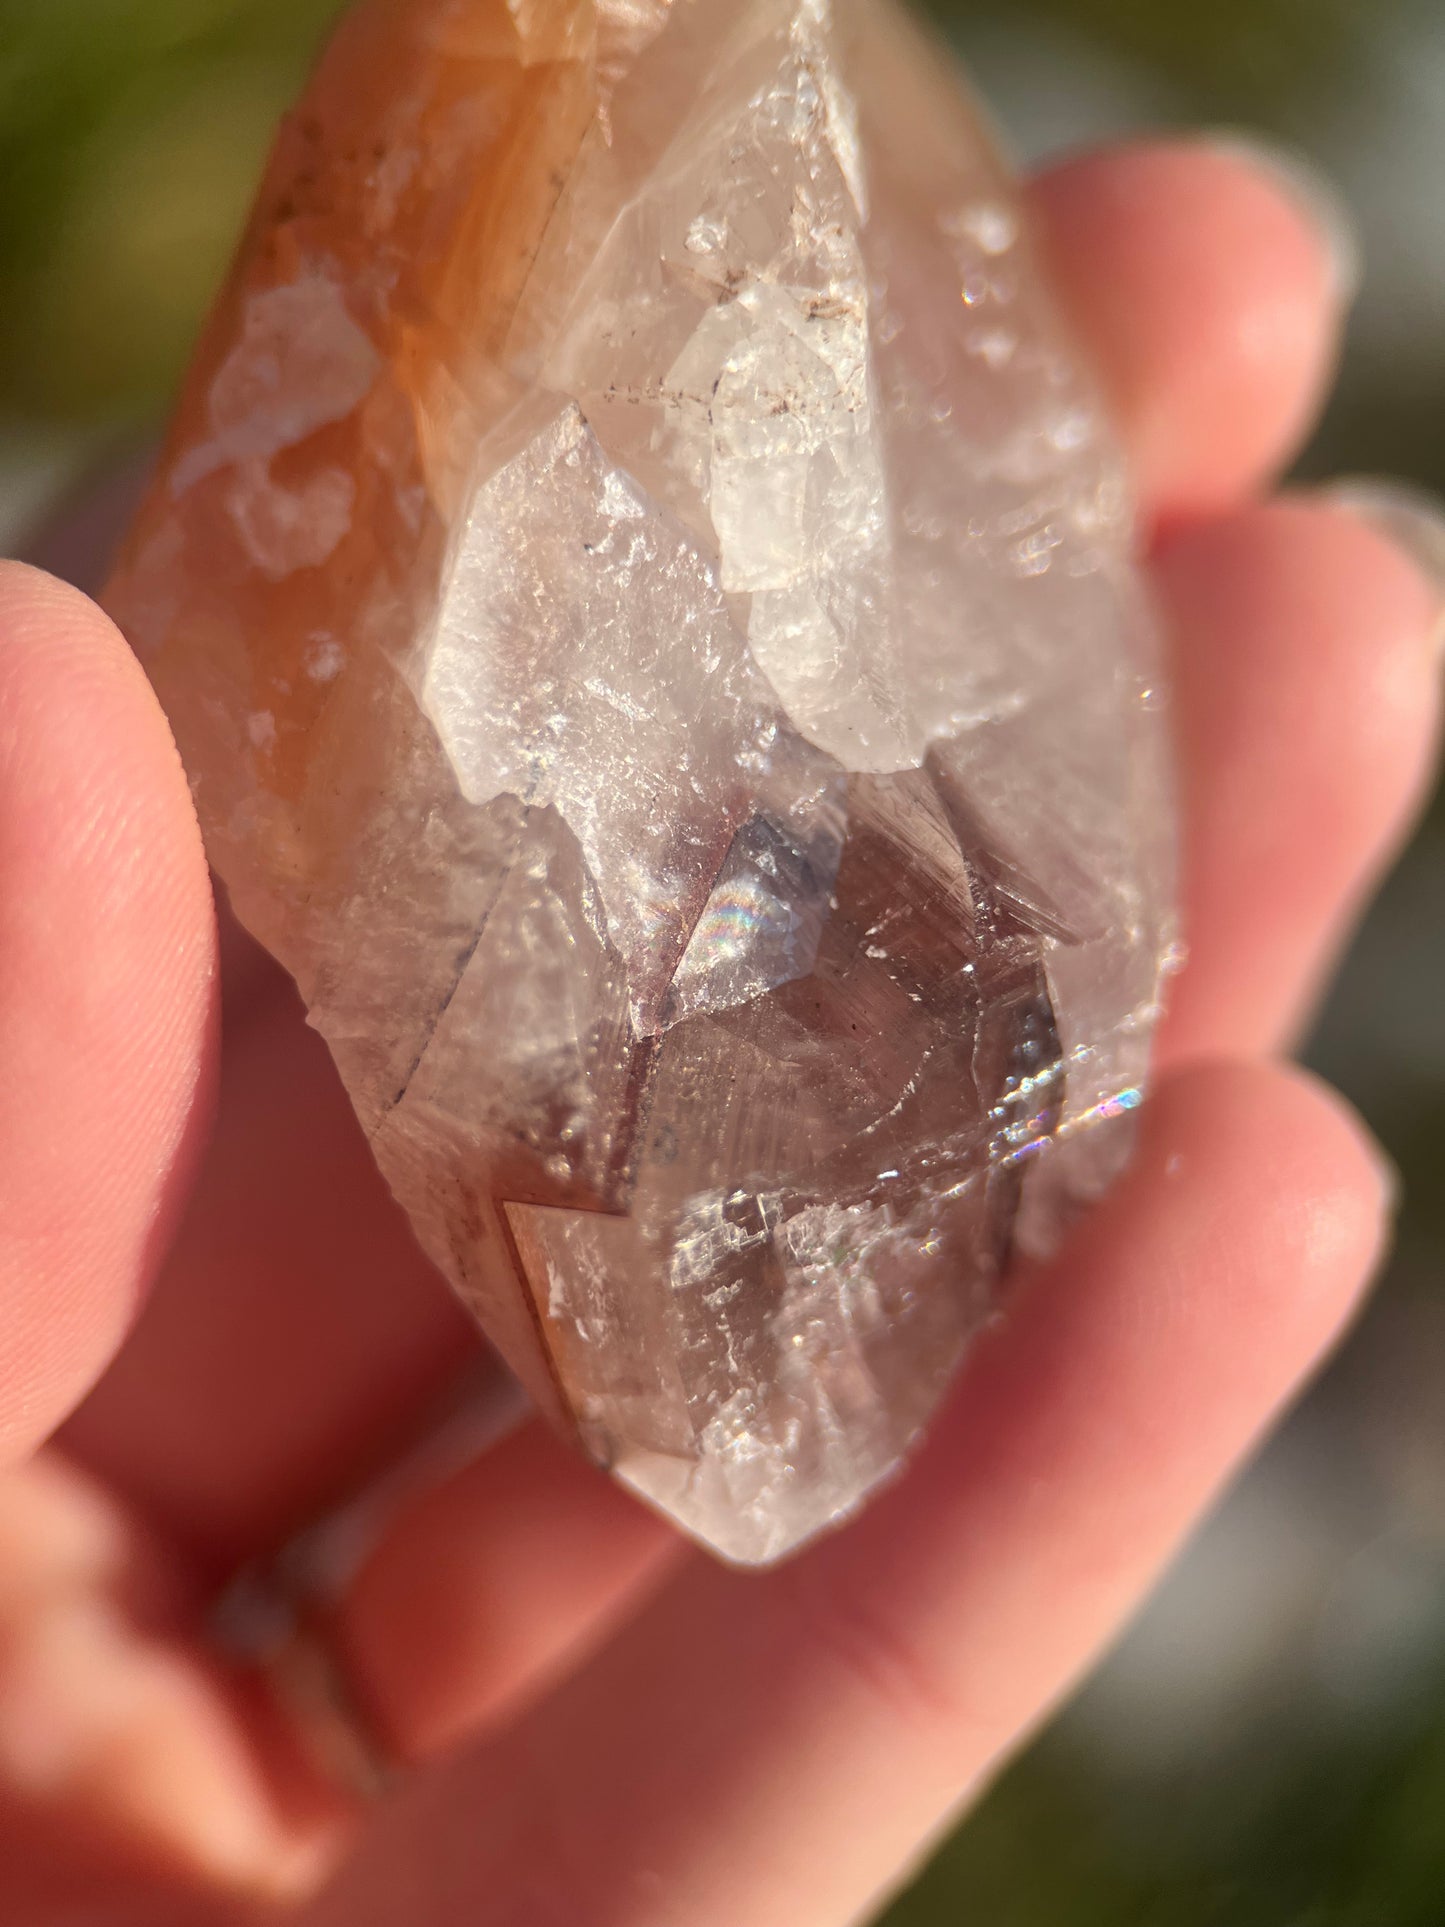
[105,0,1176,1565]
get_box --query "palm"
[0,139,1435,1926]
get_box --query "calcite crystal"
[106,0,1174,1564]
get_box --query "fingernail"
[1327,475,1445,663]
[1206,132,1362,306]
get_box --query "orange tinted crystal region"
[106,0,1174,1563]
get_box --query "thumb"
[0,561,215,1462]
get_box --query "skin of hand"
[0,135,1438,1926]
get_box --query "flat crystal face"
[105,0,1175,1564]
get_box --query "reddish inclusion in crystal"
[110,0,611,1428]
[131,0,595,816]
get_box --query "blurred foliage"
[967,0,1354,109]
[0,0,339,417]
[893,1652,1445,1926]
[0,5,1440,1925]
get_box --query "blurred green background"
[1,2,1441,1921]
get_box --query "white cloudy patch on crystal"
[419,404,841,1033]
[172,274,379,495]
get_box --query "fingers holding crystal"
[1028,138,1354,520]
[1155,495,1443,1065]
[61,124,1400,1562]
[0,564,215,1462]
[223,480,1439,1803]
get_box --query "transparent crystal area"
[105,0,1174,1564]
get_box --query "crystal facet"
[106,0,1175,1565]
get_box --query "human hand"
[0,135,1439,1925]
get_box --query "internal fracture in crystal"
[106,0,1174,1565]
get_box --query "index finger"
[1030,137,1354,521]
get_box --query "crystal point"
[106,0,1175,1565]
